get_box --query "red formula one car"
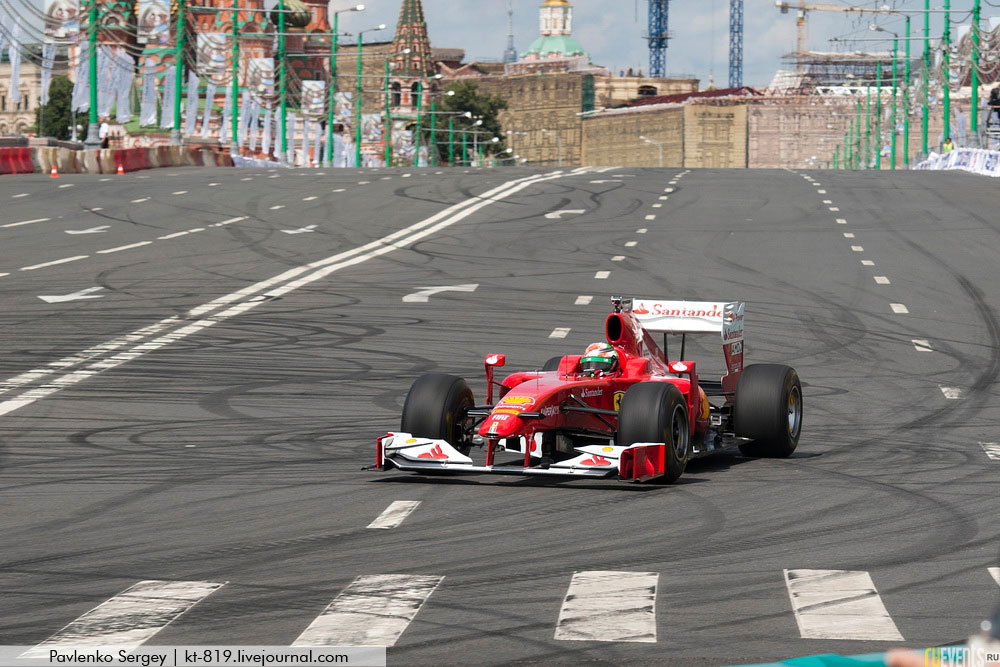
[373,297,802,484]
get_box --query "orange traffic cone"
[49,165,59,178]
[117,164,124,175]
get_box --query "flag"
[97,46,113,117]
[237,90,249,146]
[8,24,22,105]
[140,59,157,126]
[41,43,56,105]
[248,98,260,152]
[312,122,322,168]
[301,119,310,167]
[115,48,134,124]
[286,113,297,165]
[160,65,176,129]
[201,82,216,137]
[220,84,232,144]
[262,108,272,155]
[184,69,198,136]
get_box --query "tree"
[36,75,84,141]
[429,81,508,165]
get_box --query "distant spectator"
[942,137,954,154]
[626,67,634,77]
[98,117,110,149]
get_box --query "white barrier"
[232,155,286,169]
[914,147,1000,177]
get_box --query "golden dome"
[541,0,570,6]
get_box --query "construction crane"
[646,0,670,78]
[729,0,744,88]
[775,1,897,73]
[503,0,517,64]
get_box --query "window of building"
[391,82,401,106]
[637,85,657,97]
[411,82,421,109]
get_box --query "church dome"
[270,0,311,30]
[521,35,587,60]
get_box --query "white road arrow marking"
[38,286,105,304]
[65,226,110,235]
[281,224,317,235]
[403,284,479,303]
[589,179,622,184]
[545,209,586,220]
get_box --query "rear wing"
[612,298,745,393]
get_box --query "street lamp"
[640,134,664,167]
[870,24,900,169]
[355,23,386,168]
[325,3,365,167]
[541,128,563,167]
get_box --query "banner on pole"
[196,33,228,85]
[137,0,171,44]
[201,82,217,137]
[140,58,157,126]
[184,70,199,136]
[302,80,325,117]
[220,84,232,144]
[116,48,134,123]
[8,24,22,105]
[262,108,273,155]
[159,65,176,129]
[44,0,79,39]
[72,54,89,112]
[40,43,57,105]
[334,91,353,130]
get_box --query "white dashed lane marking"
[939,386,962,400]
[594,271,610,279]
[20,256,88,271]
[58,184,74,189]
[158,231,188,240]
[172,191,188,195]
[303,196,317,201]
[836,218,847,224]
[549,328,571,339]
[612,256,625,262]
[270,205,285,210]
[367,501,421,529]
[636,228,647,234]
[912,339,933,352]
[818,190,827,194]
[12,193,29,198]
[2,217,50,228]
[575,295,593,305]
[851,246,864,252]
[843,233,855,238]
[874,276,890,285]
[625,241,637,247]
[822,200,832,204]
[130,198,149,203]
[554,571,658,643]
[97,241,153,254]
[652,204,662,208]
[890,303,909,314]
[830,207,840,212]
[862,260,874,266]
[645,214,656,220]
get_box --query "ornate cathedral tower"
[390,0,435,113]
[522,0,587,61]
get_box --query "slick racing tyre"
[734,364,802,458]
[401,373,475,455]
[542,356,563,371]
[618,382,689,483]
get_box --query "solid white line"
[861,260,874,266]
[97,241,153,254]
[402,173,412,178]
[784,569,902,641]
[939,386,962,400]
[594,271,610,279]
[12,193,29,198]
[216,216,247,226]
[836,218,847,224]
[625,241,637,247]
[367,501,421,529]
[611,255,625,261]
[2,217,51,228]
[0,172,568,416]
[158,231,189,239]
[554,571,657,643]
[292,574,441,647]
[644,214,656,220]
[830,207,840,211]
[989,566,1000,584]
[874,276,890,285]
[187,228,205,233]
[130,198,149,203]
[549,327,571,339]
[19,255,88,271]
[891,303,909,314]
[58,184,75,189]
[851,246,864,252]
[21,580,223,655]
[575,295,593,305]
[980,443,1000,462]
[636,228,647,234]
[843,233,855,238]
[912,339,933,352]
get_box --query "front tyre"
[400,373,475,455]
[618,382,689,483]
[735,364,802,458]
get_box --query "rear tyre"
[400,373,475,455]
[735,364,802,458]
[542,356,563,371]
[617,382,689,483]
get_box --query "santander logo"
[580,455,611,466]
[418,444,448,460]
[632,306,650,315]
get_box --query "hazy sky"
[331,0,988,88]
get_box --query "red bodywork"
[477,309,725,467]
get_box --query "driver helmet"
[580,342,620,375]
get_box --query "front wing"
[374,433,670,482]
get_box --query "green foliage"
[430,81,508,164]
[35,75,85,141]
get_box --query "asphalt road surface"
[1,165,998,666]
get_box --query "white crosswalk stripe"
[293,574,442,647]
[554,570,657,643]
[784,569,903,641]
[21,580,224,657]
[367,501,421,529]
[989,567,1000,586]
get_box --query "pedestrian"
[98,117,110,149]
[942,137,954,154]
